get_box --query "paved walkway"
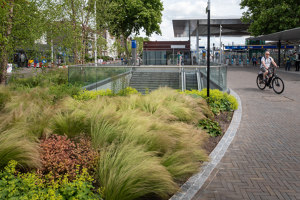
[193,67,300,200]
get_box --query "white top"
[261,56,273,68]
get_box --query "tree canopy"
[240,0,300,36]
[106,0,163,57]
[0,0,45,83]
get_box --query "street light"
[220,24,222,64]
[207,0,211,97]
[94,0,97,66]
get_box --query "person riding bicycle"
[260,51,278,83]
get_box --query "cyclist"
[261,51,278,83]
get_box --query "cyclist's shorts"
[260,67,268,73]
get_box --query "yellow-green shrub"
[73,89,113,100]
[0,160,103,200]
[182,89,238,115]
[73,87,140,101]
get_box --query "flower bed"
[0,69,238,200]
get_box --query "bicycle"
[256,67,284,94]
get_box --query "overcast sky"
[147,0,248,50]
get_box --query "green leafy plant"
[73,87,139,101]
[8,69,69,90]
[182,89,238,115]
[0,160,103,200]
[117,87,139,96]
[198,118,222,137]
[49,84,81,102]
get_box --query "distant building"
[143,41,191,65]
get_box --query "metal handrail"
[68,64,224,69]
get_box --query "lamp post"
[94,0,97,66]
[207,0,211,97]
[220,24,222,64]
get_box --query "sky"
[147,0,248,50]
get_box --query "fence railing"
[68,65,227,92]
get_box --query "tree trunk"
[81,26,86,64]
[71,0,78,64]
[0,52,9,85]
[123,35,129,59]
[0,0,14,85]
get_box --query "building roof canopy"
[173,19,250,37]
[247,27,300,41]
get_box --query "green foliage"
[105,0,163,57]
[0,128,40,169]
[97,143,177,200]
[133,36,150,56]
[182,89,238,115]
[240,0,300,36]
[117,87,139,96]
[0,0,45,83]
[50,110,90,137]
[9,69,69,89]
[90,88,209,185]
[198,118,222,137]
[0,86,211,199]
[73,87,139,100]
[73,89,113,100]
[49,84,81,102]
[0,160,103,200]
[0,89,10,111]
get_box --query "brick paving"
[193,67,300,200]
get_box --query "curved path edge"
[169,89,243,200]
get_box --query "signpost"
[132,40,137,66]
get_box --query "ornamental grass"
[0,70,214,200]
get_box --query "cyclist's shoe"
[269,85,273,89]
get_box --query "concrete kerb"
[169,88,242,200]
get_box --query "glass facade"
[143,51,191,65]
[68,66,131,92]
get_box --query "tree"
[240,0,300,36]
[0,0,44,84]
[105,0,163,58]
[133,36,149,57]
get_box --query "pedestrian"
[285,55,291,71]
[34,58,38,68]
[258,56,262,65]
[252,56,257,67]
[177,51,181,66]
[295,52,300,71]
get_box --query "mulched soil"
[203,111,234,155]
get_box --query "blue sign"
[225,46,247,50]
[225,45,294,50]
[131,40,137,48]
[247,45,294,49]
[199,46,205,49]
[42,59,47,64]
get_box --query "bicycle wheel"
[256,74,266,90]
[272,77,284,94]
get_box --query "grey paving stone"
[193,67,300,200]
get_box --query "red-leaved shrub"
[39,135,98,180]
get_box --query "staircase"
[185,73,198,91]
[129,71,180,93]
